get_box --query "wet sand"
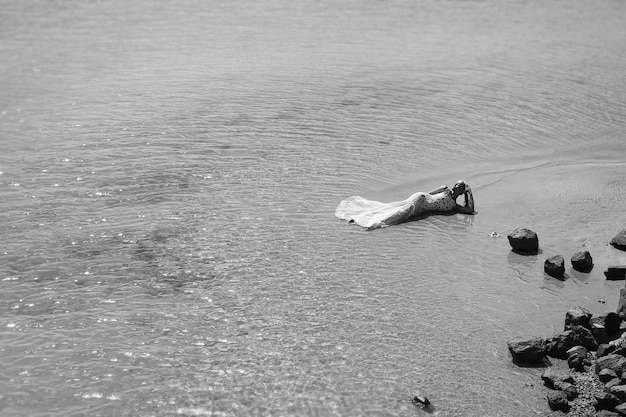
[473,161,626,266]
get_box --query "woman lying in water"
[336,180,475,230]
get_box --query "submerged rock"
[545,255,566,279]
[507,228,539,254]
[605,266,626,280]
[610,230,626,251]
[571,251,594,272]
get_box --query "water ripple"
[1,0,626,416]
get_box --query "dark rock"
[595,391,621,411]
[610,230,626,251]
[605,313,623,337]
[567,345,588,357]
[568,353,585,369]
[617,289,626,319]
[565,306,592,330]
[571,325,598,351]
[546,331,578,359]
[597,410,620,417]
[566,346,588,369]
[607,378,623,391]
[507,228,539,254]
[412,393,430,407]
[610,385,626,402]
[605,266,626,280]
[591,314,606,327]
[616,347,626,357]
[596,354,626,377]
[615,402,626,416]
[545,255,566,278]
[592,314,619,343]
[508,337,546,364]
[593,323,610,345]
[571,250,594,272]
[598,343,617,358]
[554,381,578,400]
[600,369,620,383]
[614,335,626,352]
[541,369,575,388]
[614,338,626,356]
[547,390,569,412]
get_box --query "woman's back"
[408,190,456,213]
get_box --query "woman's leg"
[381,195,426,226]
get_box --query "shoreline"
[508,228,626,416]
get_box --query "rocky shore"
[508,307,626,416]
[507,229,626,416]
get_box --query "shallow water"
[1,1,626,416]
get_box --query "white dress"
[336,188,459,230]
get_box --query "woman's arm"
[428,185,448,195]
[455,205,474,214]
[455,189,475,214]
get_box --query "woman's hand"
[455,188,475,214]
[464,189,475,212]
[428,185,448,195]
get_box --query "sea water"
[1,1,626,416]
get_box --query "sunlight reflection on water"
[1,0,626,416]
